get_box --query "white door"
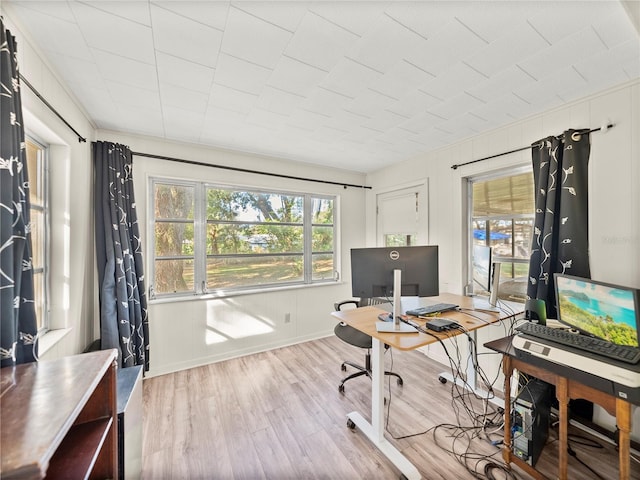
[377,186,426,247]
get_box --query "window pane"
[155,222,194,256]
[154,258,194,294]
[384,234,417,247]
[473,172,533,216]
[206,255,303,289]
[155,184,194,219]
[312,198,333,224]
[207,189,304,224]
[26,140,42,205]
[207,224,303,254]
[312,253,334,281]
[33,271,44,331]
[312,226,333,252]
[30,209,44,268]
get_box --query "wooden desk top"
[331,293,523,351]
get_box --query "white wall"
[365,79,640,440]
[4,13,98,361]
[96,130,367,377]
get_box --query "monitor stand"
[375,269,417,333]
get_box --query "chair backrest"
[335,297,387,311]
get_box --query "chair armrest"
[334,299,359,311]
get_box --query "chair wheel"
[439,376,447,384]
[347,419,356,430]
[397,378,403,386]
[338,384,345,394]
[341,364,347,372]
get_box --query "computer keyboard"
[405,302,459,317]
[516,322,640,365]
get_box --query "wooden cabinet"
[1,349,118,479]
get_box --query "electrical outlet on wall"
[284,313,291,324]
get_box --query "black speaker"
[524,298,546,325]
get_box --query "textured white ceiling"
[5,1,640,173]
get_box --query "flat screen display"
[472,245,492,293]
[350,245,439,299]
[554,274,640,347]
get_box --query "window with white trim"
[150,179,337,298]
[468,168,534,302]
[25,136,49,332]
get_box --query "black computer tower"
[511,378,552,466]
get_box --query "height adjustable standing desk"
[331,293,522,480]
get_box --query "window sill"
[38,328,72,357]
[149,280,344,305]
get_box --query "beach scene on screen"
[556,277,638,347]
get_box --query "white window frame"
[25,134,50,333]
[466,166,533,302]
[148,177,338,300]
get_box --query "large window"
[25,136,49,332]
[150,179,337,298]
[469,169,534,302]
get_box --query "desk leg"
[616,398,631,480]
[438,330,504,409]
[557,377,569,480]
[502,357,513,465]
[346,338,421,480]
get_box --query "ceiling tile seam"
[317,85,355,100]
[511,92,532,105]
[384,109,411,120]
[402,59,436,78]
[88,44,156,67]
[464,91,487,104]
[367,87,400,101]
[516,64,538,82]
[461,60,490,80]
[383,11,429,41]
[416,88,444,102]
[468,112,488,122]
[571,65,588,83]
[151,3,225,33]
[306,9,363,38]
[219,52,276,72]
[298,108,333,119]
[64,1,129,129]
[590,24,611,50]
[230,3,296,34]
[342,109,372,120]
[204,0,232,127]
[526,19,552,46]
[75,1,152,28]
[343,56,385,75]
[7,2,70,24]
[280,53,330,73]
[147,1,169,139]
[265,85,307,99]
[455,16,490,45]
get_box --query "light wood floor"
[142,335,638,479]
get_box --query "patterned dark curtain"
[0,20,39,367]
[94,141,149,371]
[526,129,591,319]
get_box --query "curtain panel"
[94,141,149,371]
[526,129,591,319]
[0,20,39,367]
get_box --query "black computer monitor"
[554,273,640,347]
[350,245,439,298]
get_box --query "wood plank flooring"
[142,336,638,479]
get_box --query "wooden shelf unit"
[1,349,119,479]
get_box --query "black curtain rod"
[132,151,372,190]
[450,123,614,170]
[19,73,87,143]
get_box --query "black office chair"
[334,298,404,394]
